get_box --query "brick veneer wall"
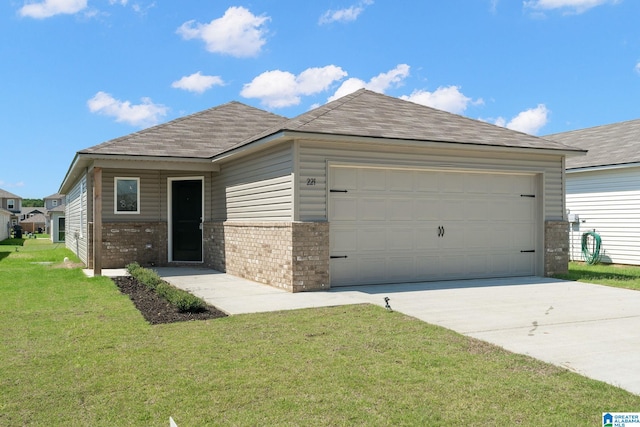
[545,220,569,276]
[98,222,167,269]
[206,221,329,292]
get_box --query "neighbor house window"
[52,200,58,207]
[115,177,140,214]
[7,199,14,210]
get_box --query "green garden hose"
[581,231,602,265]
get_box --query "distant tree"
[22,198,44,207]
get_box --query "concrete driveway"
[155,268,640,396]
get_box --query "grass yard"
[2,240,640,426]
[554,261,640,290]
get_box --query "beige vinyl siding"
[65,175,88,265]
[567,166,640,265]
[99,169,214,222]
[212,143,294,221]
[297,140,565,221]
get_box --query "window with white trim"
[7,199,14,210]
[115,177,140,214]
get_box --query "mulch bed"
[112,276,227,324]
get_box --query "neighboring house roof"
[546,118,640,170]
[48,205,65,213]
[21,213,46,224]
[80,101,287,159]
[231,89,583,154]
[22,207,45,215]
[0,189,21,199]
[44,193,64,200]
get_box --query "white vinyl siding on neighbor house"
[65,175,88,265]
[566,166,640,265]
[212,143,294,221]
[0,210,10,240]
[296,141,564,222]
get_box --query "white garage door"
[329,166,538,286]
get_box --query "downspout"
[93,167,103,276]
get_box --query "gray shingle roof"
[78,89,582,163]
[229,89,582,154]
[0,189,21,199]
[546,119,640,170]
[80,102,287,158]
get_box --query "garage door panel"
[360,198,387,220]
[358,228,386,251]
[331,230,357,254]
[415,226,440,250]
[332,167,358,190]
[388,228,415,250]
[389,170,414,191]
[415,199,439,220]
[330,198,358,221]
[415,172,440,193]
[360,169,386,191]
[330,166,538,286]
[389,198,413,220]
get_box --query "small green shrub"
[125,263,206,312]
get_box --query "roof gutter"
[59,152,219,194]
[567,161,640,173]
[211,130,587,164]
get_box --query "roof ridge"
[286,88,368,131]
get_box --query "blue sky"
[2,0,639,198]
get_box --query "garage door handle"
[330,255,348,259]
[330,189,348,193]
[438,226,445,237]
[520,250,535,253]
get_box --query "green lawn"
[2,241,639,426]
[554,261,640,290]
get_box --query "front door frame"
[167,176,204,263]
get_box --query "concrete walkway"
[112,267,640,396]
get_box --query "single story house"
[20,213,47,234]
[59,89,584,292]
[547,119,640,265]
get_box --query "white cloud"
[177,6,269,58]
[401,86,483,115]
[19,0,87,18]
[494,104,550,135]
[524,0,619,14]
[319,0,374,24]
[241,65,347,108]
[87,91,168,127]
[171,72,224,94]
[328,64,410,101]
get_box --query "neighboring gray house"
[59,89,583,292]
[44,193,65,211]
[0,189,21,229]
[547,119,640,265]
[45,193,65,242]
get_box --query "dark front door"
[172,179,202,262]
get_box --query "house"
[20,213,47,234]
[59,89,584,292]
[44,193,66,243]
[0,188,22,229]
[49,205,66,243]
[547,119,640,265]
[0,207,11,241]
